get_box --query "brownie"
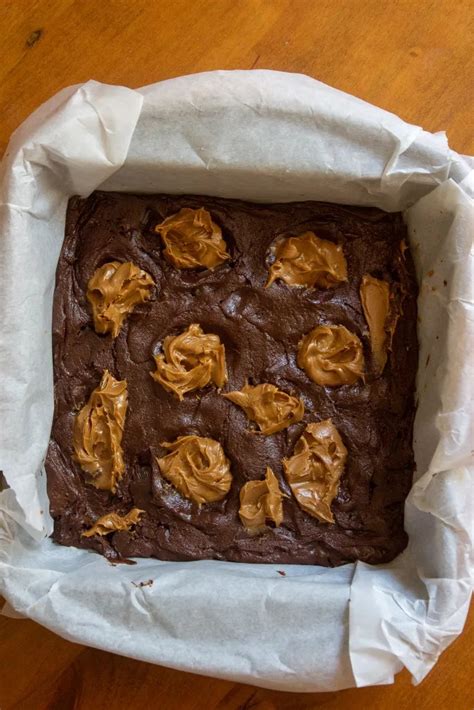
[45,191,418,566]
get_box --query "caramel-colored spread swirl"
[239,467,284,533]
[360,275,394,375]
[73,370,128,492]
[266,232,347,289]
[151,323,227,400]
[155,207,230,270]
[157,435,232,505]
[224,383,304,435]
[87,261,154,337]
[297,325,364,387]
[283,419,347,523]
[82,508,144,537]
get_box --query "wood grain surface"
[0,1,472,708]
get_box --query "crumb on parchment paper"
[132,579,154,588]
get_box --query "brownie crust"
[46,191,418,566]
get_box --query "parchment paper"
[0,71,472,692]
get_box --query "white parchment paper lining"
[0,71,472,692]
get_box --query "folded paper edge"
[0,80,143,536]
[350,179,474,686]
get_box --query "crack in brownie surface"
[45,191,418,565]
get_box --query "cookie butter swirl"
[360,275,395,375]
[157,435,232,505]
[297,325,364,387]
[224,383,304,435]
[151,323,227,400]
[155,207,230,269]
[73,370,128,492]
[87,261,154,337]
[82,508,144,537]
[239,467,284,533]
[283,419,347,523]
[266,232,347,288]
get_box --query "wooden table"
[1,1,472,708]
